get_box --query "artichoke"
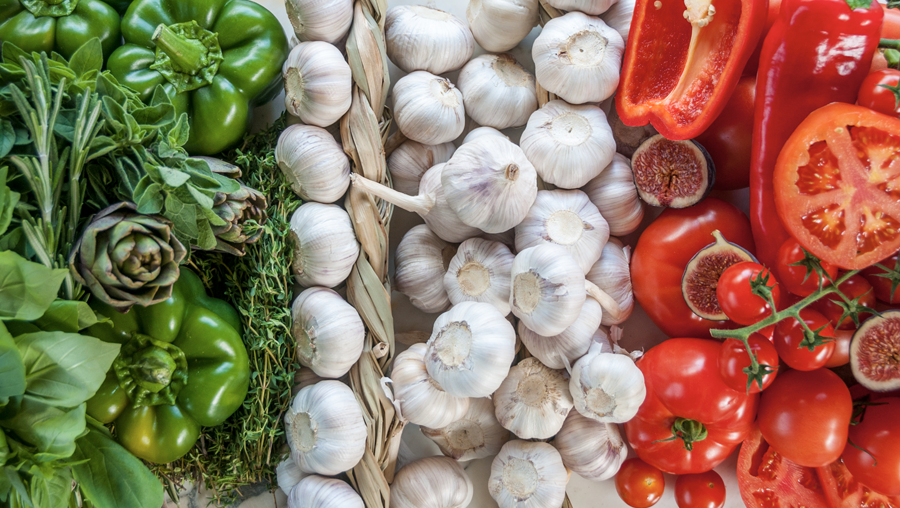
[210,183,268,256]
[69,202,187,310]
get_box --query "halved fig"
[631,134,715,208]
[682,230,758,320]
[850,310,900,392]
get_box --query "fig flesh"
[850,310,900,392]
[631,134,715,208]
[682,230,758,321]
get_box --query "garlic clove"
[463,125,510,144]
[391,456,474,508]
[582,153,645,236]
[388,343,470,428]
[393,71,466,145]
[285,0,354,44]
[600,0,635,42]
[467,0,540,52]
[288,475,364,508]
[386,5,475,75]
[444,238,514,316]
[553,410,627,482]
[546,0,619,15]
[395,224,457,314]
[457,54,538,130]
[292,287,365,378]
[282,41,352,128]
[276,458,309,496]
[532,11,624,104]
[520,100,616,189]
[289,203,360,288]
[509,244,587,336]
[518,298,603,370]
[442,135,538,234]
[388,140,455,196]
[276,124,351,204]
[489,440,568,508]
[586,237,635,326]
[421,397,510,461]
[570,341,646,423]
[424,301,517,398]
[492,358,574,439]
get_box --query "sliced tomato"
[816,459,900,508]
[773,103,900,270]
[738,427,830,508]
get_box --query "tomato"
[776,238,841,297]
[773,309,836,371]
[696,77,756,191]
[858,69,900,117]
[632,199,756,338]
[773,103,900,270]
[675,471,726,508]
[861,253,900,304]
[616,458,666,508]
[824,328,854,368]
[817,459,900,508]
[758,369,853,468]
[743,0,782,77]
[842,397,900,496]
[625,338,758,474]
[718,334,779,394]
[812,275,876,330]
[883,2,900,40]
[717,262,781,325]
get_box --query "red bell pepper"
[749,0,882,268]
[615,0,767,140]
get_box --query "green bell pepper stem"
[152,23,209,75]
[132,345,177,393]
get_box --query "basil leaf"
[0,251,68,321]
[71,428,164,508]
[0,400,85,460]
[0,119,14,159]
[0,166,20,237]
[0,323,25,405]
[30,465,70,508]
[30,301,104,333]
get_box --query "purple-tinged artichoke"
[210,184,268,256]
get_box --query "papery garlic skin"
[467,0,540,52]
[600,0,635,42]
[394,71,466,145]
[587,238,634,326]
[385,5,474,74]
[463,126,509,144]
[582,153,645,236]
[421,397,510,461]
[285,380,366,475]
[395,225,457,314]
[389,343,470,428]
[520,101,616,189]
[457,54,538,130]
[570,341,645,423]
[283,42,352,128]
[547,0,618,15]
[518,298,603,369]
[285,0,353,44]
[553,410,627,482]
[515,189,610,274]
[493,358,573,439]
[533,11,624,104]
[292,287,364,378]
[388,141,455,195]
[489,440,568,508]
[290,203,360,287]
[510,244,587,336]
[276,124,350,203]
[391,456,474,508]
[442,136,538,233]
[444,238,514,316]
[424,302,517,398]
[288,475,364,508]
[277,458,308,496]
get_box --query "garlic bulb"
[388,343,470,429]
[553,410,627,482]
[351,164,480,243]
[510,244,586,336]
[388,140,455,195]
[395,225,456,314]
[586,238,634,326]
[288,476,364,508]
[391,456,474,508]
[277,458,308,495]
[283,42,352,128]
[442,135,538,233]
[518,298,603,369]
[276,124,350,203]
[533,11,624,104]
[289,203,360,287]
[385,6,474,74]
[424,301,517,398]
[493,358,573,439]
[489,440,568,508]
[515,189,610,274]
[582,154,645,236]
[570,341,645,423]
[547,0,618,15]
[394,71,466,145]
[444,238,514,316]
[463,126,509,144]
[285,380,366,475]
[285,0,353,44]
[457,54,538,130]
[467,0,540,52]
[421,397,510,461]
[600,0,635,42]
[292,287,365,378]
[520,100,616,189]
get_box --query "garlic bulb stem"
[585,280,622,322]
[350,173,435,217]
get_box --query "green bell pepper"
[0,0,121,60]
[106,0,289,155]
[84,268,250,464]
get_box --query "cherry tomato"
[773,309,836,371]
[675,471,726,508]
[616,458,666,508]
[883,2,900,39]
[718,334,779,394]
[861,253,900,304]
[858,69,900,117]
[812,274,876,330]
[717,262,781,325]
[695,77,756,191]
[775,238,839,297]
[758,369,853,468]
[841,397,900,496]
[823,328,853,369]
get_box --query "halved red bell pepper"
[615,0,767,140]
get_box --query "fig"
[681,230,758,321]
[631,134,715,208]
[850,310,900,392]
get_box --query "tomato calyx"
[749,269,780,315]
[789,247,836,290]
[743,362,778,393]
[797,322,835,351]
[653,417,709,451]
[872,256,900,299]
[823,287,882,330]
